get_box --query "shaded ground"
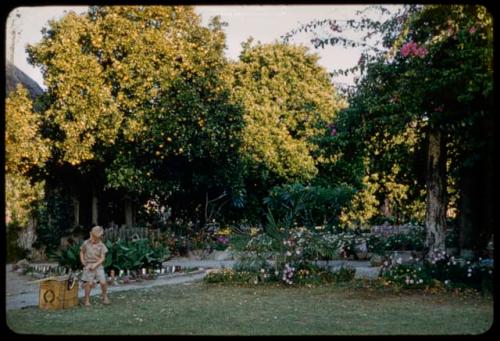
[6,282,493,335]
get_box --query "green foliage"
[26,5,246,226]
[51,238,170,272]
[203,268,264,285]
[5,85,48,227]
[365,234,386,255]
[292,5,493,253]
[380,253,493,293]
[210,235,230,251]
[228,233,252,252]
[103,238,170,272]
[263,183,355,229]
[294,263,356,285]
[33,189,74,254]
[231,40,344,184]
[204,263,355,286]
[6,221,30,263]
[5,174,45,228]
[5,85,49,175]
[383,226,426,251]
[49,241,83,270]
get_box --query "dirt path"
[5,260,213,310]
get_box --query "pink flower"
[469,26,477,34]
[415,47,428,57]
[400,41,428,58]
[400,41,416,57]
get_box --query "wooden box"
[39,276,79,310]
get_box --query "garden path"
[6,259,380,310]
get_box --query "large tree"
[229,40,345,221]
[285,4,493,255]
[5,85,49,226]
[26,6,246,227]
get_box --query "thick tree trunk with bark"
[425,127,447,257]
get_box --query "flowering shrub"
[293,264,356,285]
[210,236,230,251]
[380,251,493,292]
[400,41,428,58]
[383,231,425,251]
[380,262,431,289]
[232,225,362,285]
[162,233,189,256]
[204,264,355,286]
[367,224,426,254]
[203,268,265,285]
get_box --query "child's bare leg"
[100,280,110,304]
[83,282,92,305]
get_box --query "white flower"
[296,250,301,255]
[396,258,402,264]
[260,268,265,273]
[410,279,414,284]
[419,279,423,284]
[444,280,450,285]
[488,270,492,274]
[286,251,292,257]
[275,270,279,276]
[467,273,472,277]
[383,261,389,266]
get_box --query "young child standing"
[80,225,110,306]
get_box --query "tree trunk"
[91,191,98,226]
[125,199,133,228]
[425,127,447,257]
[72,196,80,227]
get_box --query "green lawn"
[6,281,493,335]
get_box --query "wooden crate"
[39,276,79,310]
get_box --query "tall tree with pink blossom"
[286,4,493,256]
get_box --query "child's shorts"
[81,265,106,283]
